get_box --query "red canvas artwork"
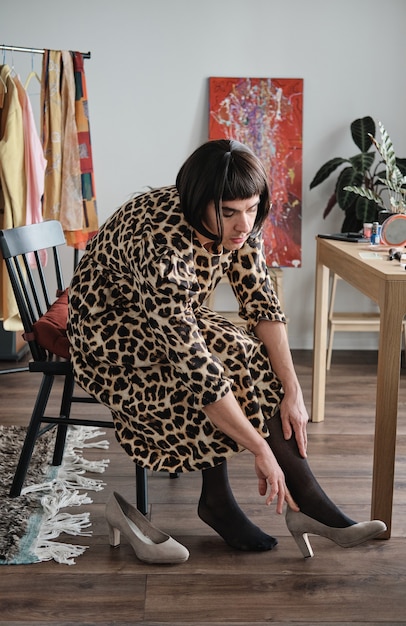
[209,77,303,268]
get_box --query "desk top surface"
[316,236,406,282]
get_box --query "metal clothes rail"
[0,44,91,58]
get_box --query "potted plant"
[310,116,406,232]
[345,121,406,220]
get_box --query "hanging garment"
[14,74,47,227]
[0,64,25,330]
[41,50,83,235]
[14,74,47,267]
[41,50,98,249]
[68,52,98,249]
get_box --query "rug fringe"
[65,425,110,450]
[19,426,110,565]
[34,539,88,565]
[41,486,93,517]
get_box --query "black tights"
[266,411,354,528]
[198,411,354,551]
[198,459,278,551]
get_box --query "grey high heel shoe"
[285,507,387,558]
[105,492,189,564]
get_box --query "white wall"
[2,0,406,349]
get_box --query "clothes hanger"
[24,51,41,89]
[24,70,41,89]
[0,49,8,93]
[8,51,17,78]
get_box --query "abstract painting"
[209,77,303,267]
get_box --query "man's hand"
[255,449,300,514]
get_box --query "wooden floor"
[0,350,405,625]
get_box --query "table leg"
[371,283,404,538]
[311,257,330,422]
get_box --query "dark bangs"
[222,150,268,201]
[177,139,271,243]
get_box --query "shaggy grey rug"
[0,425,109,565]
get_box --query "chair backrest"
[0,221,67,362]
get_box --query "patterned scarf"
[41,50,98,249]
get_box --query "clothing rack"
[0,43,91,374]
[1,43,91,273]
[0,44,91,58]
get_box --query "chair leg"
[326,272,337,371]
[135,464,148,515]
[326,323,334,370]
[9,374,54,497]
[52,372,75,466]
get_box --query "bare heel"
[108,523,121,547]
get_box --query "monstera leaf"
[310,116,405,231]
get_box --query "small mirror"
[381,215,406,246]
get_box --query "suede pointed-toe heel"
[285,507,387,559]
[105,491,189,564]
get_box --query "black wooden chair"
[0,220,151,512]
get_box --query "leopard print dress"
[67,186,286,473]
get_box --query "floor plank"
[0,349,405,625]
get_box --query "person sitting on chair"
[67,139,386,561]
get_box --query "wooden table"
[312,236,406,538]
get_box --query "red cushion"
[33,289,71,360]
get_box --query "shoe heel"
[108,523,121,547]
[290,530,314,559]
